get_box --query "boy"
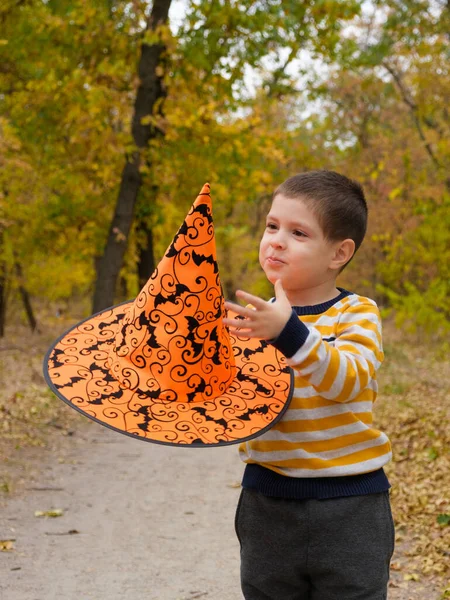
[223,170,395,600]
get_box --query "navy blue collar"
[291,287,353,315]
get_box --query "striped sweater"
[239,287,392,495]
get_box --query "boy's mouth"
[267,256,285,265]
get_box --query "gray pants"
[235,488,395,600]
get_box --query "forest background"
[1,0,449,333]
[0,0,449,597]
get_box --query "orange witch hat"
[43,184,293,446]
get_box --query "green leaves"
[437,514,450,527]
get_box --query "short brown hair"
[274,169,368,272]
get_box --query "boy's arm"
[223,280,384,405]
[271,302,384,404]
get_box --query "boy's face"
[259,194,347,304]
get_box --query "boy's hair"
[273,169,368,273]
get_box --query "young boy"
[223,170,395,600]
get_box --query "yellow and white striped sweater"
[239,289,392,478]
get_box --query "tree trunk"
[0,228,9,337]
[15,261,39,333]
[137,221,156,289]
[0,263,6,338]
[92,0,172,313]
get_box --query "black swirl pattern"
[43,184,293,446]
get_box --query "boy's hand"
[223,279,292,340]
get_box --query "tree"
[305,0,450,334]
[92,0,173,312]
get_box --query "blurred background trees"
[1,0,448,338]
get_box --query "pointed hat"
[43,184,293,446]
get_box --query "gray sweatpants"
[235,489,395,600]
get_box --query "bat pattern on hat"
[44,185,293,446]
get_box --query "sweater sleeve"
[271,302,384,404]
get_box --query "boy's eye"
[266,223,277,230]
[294,230,306,237]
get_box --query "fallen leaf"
[403,573,420,581]
[437,513,450,526]
[34,509,64,518]
[0,539,15,551]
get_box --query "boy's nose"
[270,235,285,249]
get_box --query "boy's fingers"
[274,279,289,302]
[223,322,253,335]
[274,279,284,295]
[223,318,241,328]
[223,316,255,329]
[234,290,266,309]
[226,327,256,338]
[224,302,257,318]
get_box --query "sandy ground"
[0,418,445,600]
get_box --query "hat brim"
[43,301,293,447]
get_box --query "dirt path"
[0,418,445,600]
[0,423,243,600]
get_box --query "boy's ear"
[329,239,355,270]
